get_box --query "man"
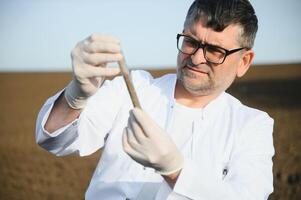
[36,0,274,199]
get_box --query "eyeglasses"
[177,34,245,65]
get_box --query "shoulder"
[99,69,176,98]
[99,70,154,92]
[153,73,177,86]
[224,93,274,153]
[131,70,154,86]
[224,92,273,126]
[131,70,176,85]
[131,70,176,91]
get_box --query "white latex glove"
[122,108,184,175]
[64,33,122,109]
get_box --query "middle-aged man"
[36,0,274,199]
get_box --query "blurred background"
[0,0,300,199]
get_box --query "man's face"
[177,21,246,96]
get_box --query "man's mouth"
[184,65,209,75]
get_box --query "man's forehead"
[184,22,243,47]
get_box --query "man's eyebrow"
[183,32,202,42]
[184,26,227,47]
[184,32,223,48]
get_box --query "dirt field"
[0,63,300,199]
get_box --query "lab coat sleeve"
[35,70,154,157]
[172,112,275,200]
[35,76,126,157]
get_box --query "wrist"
[64,80,89,109]
[162,169,181,188]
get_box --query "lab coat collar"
[167,75,227,121]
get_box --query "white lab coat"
[35,70,274,200]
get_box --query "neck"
[174,80,221,108]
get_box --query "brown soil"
[0,63,300,200]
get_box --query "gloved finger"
[84,41,121,54]
[124,126,140,147]
[83,52,123,66]
[129,110,148,140]
[127,114,143,144]
[122,128,145,159]
[88,33,120,44]
[131,108,155,137]
[82,65,121,77]
[122,127,132,153]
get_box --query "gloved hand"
[64,33,122,109]
[122,108,184,175]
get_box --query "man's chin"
[181,78,213,96]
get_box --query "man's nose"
[190,47,207,65]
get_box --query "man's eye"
[206,45,225,54]
[184,38,198,47]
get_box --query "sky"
[0,0,300,72]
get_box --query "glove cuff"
[156,154,184,176]
[64,80,88,109]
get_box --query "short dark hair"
[184,0,258,49]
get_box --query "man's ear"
[237,50,255,77]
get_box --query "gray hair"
[184,0,258,49]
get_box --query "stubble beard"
[177,66,216,96]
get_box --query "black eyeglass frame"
[177,34,246,65]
